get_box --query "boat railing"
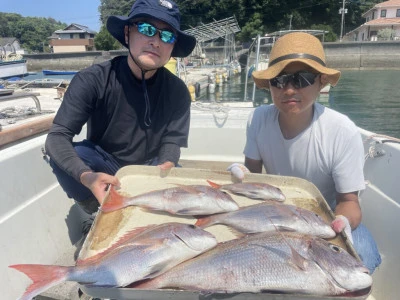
[0,91,41,112]
[243,35,272,102]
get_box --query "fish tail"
[206,180,222,189]
[194,216,214,228]
[100,186,127,213]
[9,264,70,300]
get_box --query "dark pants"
[49,140,121,214]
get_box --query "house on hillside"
[49,23,97,53]
[0,37,25,59]
[346,0,400,41]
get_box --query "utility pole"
[339,0,347,41]
[289,15,293,30]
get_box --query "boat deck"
[0,88,61,148]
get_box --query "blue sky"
[1,0,102,32]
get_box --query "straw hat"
[252,32,341,89]
[107,0,196,57]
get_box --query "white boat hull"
[0,59,28,79]
[1,103,399,299]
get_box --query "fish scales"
[101,185,239,215]
[195,202,336,238]
[10,223,218,300]
[134,232,372,296]
[207,180,286,201]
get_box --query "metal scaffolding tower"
[183,16,241,64]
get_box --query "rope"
[364,133,400,144]
[191,102,230,127]
[191,102,229,114]
[0,105,54,125]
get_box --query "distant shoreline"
[23,40,400,72]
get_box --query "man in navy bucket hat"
[45,0,196,260]
[107,0,196,57]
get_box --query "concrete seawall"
[24,41,400,72]
[324,41,400,69]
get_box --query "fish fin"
[174,208,193,215]
[100,186,129,213]
[194,217,213,228]
[277,226,297,232]
[288,246,309,271]
[169,183,202,195]
[146,261,171,278]
[9,264,70,300]
[77,225,158,265]
[273,230,309,271]
[273,203,297,218]
[267,220,309,271]
[206,180,222,189]
[226,227,246,238]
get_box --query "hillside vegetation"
[1,0,382,52]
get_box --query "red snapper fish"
[207,180,286,201]
[195,201,336,238]
[133,232,372,296]
[101,185,239,215]
[10,223,217,300]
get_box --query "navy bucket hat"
[106,0,196,57]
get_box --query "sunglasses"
[132,22,177,44]
[269,71,319,89]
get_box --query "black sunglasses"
[270,71,320,89]
[131,22,177,44]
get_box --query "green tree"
[236,12,265,42]
[377,28,396,40]
[94,25,121,50]
[0,12,66,53]
[98,0,133,24]
[310,24,337,42]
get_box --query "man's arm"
[245,157,263,173]
[334,191,362,230]
[45,123,91,182]
[45,124,120,203]
[158,143,180,170]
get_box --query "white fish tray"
[80,165,370,300]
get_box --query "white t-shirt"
[244,103,365,209]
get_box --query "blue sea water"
[199,70,400,139]
[328,70,400,139]
[20,72,76,82]
[19,69,400,139]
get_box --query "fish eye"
[188,224,196,229]
[329,244,342,252]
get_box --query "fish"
[133,231,372,296]
[101,185,239,215]
[195,202,336,238]
[10,223,217,300]
[207,180,286,201]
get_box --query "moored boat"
[0,59,28,79]
[42,69,78,76]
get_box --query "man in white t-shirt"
[244,32,381,274]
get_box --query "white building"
[346,0,400,41]
[49,23,97,53]
[0,38,25,60]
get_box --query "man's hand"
[80,171,120,204]
[331,215,353,244]
[227,163,250,182]
[158,161,175,171]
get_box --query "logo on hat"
[159,0,173,9]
